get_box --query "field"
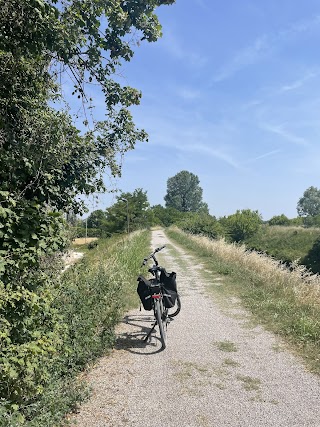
[73,237,98,245]
[245,225,320,273]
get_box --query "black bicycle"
[137,245,181,349]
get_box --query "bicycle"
[137,245,181,349]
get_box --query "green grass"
[236,375,261,391]
[166,227,320,374]
[1,231,150,427]
[216,341,238,352]
[245,225,320,273]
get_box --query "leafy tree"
[86,209,107,229]
[302,214,320,228]
[105,189,151,234]
[297,186,320,217]
[268,214,290,226]
[179,212,223,239]
[164,170,208,213]
[0,0,174,420]
[220,209,263,242]
[289,217,304,227]
[151,205,184,227]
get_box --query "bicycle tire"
[154,298,167,349]
[168,293,181,318]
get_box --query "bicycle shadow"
[115,314,165,355]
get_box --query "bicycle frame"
[139,245,180,349]
[144,273,168,349]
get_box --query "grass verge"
[166,227,320,374]
[1,231,150,427]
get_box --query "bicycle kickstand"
[144,320,158,342]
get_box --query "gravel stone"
[71,229,320,427]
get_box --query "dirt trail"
[72,229,320,427]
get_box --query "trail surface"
[72,229,320,427]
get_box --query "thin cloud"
[246,149,282,164]
[214,35,270,82]
[160,31,207,67]
[176,87,201,100]
[280,70,319,92]
[261,123,309,147]
[213,15,320,82]
[182,144,241,170]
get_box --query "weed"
[236,375,261,391]
[223,358,240,367]
[216,340,238,352]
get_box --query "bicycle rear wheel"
[168,293,181,318]
[154,298,167,349]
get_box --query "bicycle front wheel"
[154,298,167,349]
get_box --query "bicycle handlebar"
[141,245,166,267]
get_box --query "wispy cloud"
[213,15,320,82]
[160,31,207,67]
[280,70,319,92]
[246,149,282,164]
[214,36,271,82]
[261,123,310,146]
[176,87,201,100]
[182,143,241,169]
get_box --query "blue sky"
[81,0,320,220]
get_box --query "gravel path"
[72,229,320,427]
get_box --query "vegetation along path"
[72,229,320,427]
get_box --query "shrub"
[219,209,262,242]
[268,214,290,226]
[0,230,150,426]
[87,240,98,249]
[178,213,223,239]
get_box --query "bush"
[303,215,320,228]
[0,231,150,426]
[219,209,262,242]
[178,213,223,239]
[87,240,98,249]
[268,214,290,226]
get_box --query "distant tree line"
[77,174,320,244]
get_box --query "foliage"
[0,230,150,425]
[302,214,320,228]
[73,227,105,238]
[86,210,108,229]
[219,209,262,242]
[164,170,208,213]
[178,212,223,239]
[297,186,320,217]
[104,189,152,234]
[289,216,304,227]
[268,214,290,226]
[151,205,184,227]
[0,0,174,424]
[301,237,320,274]
[245,225,320,272]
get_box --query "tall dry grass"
[167,227,320,371]
[192,233,320,304]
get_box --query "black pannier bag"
[137,275,153,310]
[160,269,177,308]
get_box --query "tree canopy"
[0,0,175,420]
[297,186,320,217]
[220,209,263,242]
[164,170,209,213]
